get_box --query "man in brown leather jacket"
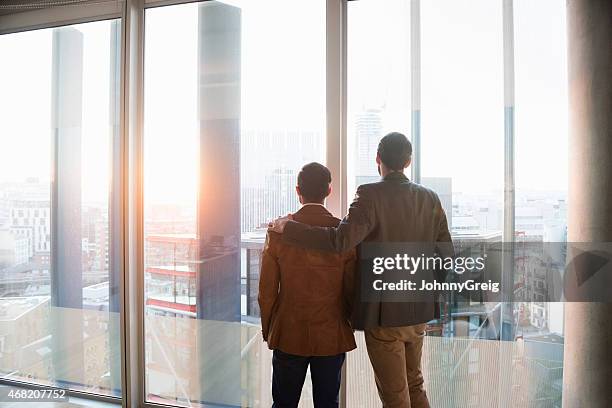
[269,133,452,408]
[259,162,356,408]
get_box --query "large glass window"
[511,2,568,405]
[346,0,568,407]
[0,19,121,397]
[514,0,568,243]
[143,1,325,406]
[0,0,570,406]
[420,0,505,239]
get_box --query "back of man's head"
[297,162,332,203]
[377,132,412,171]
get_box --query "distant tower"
[421,177,453,229]
[355,109,382,186]
[50,26,84,389]
[196,1,241,323]
[196,2,241,405]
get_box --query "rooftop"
[0,296,49,321]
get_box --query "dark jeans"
[272,349,345,408]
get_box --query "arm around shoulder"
[283,185,376,252]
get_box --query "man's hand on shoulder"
[268,214,293,234]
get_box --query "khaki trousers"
[364,324,429,408]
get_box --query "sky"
[348,0,568,194]
[0,0,568,206]
[143,0,327,205]
[0,20,112,203]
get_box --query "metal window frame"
[498,0,516,405]
[120,1,145,407]
[410,0,421,184]
[143,0,202,7]
[0,377,121,405]
[0,1,123,35]
[326,0,348,218]
[503,0,516,248]
[325,5,349,406]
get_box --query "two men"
[259,163,357,408]
[262,132,452,408]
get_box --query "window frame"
[0,1,122,35]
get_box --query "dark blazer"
[259,204,357,356]
[283,172,452,330]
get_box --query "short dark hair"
[297,162,332,202]
[377,132,412,171]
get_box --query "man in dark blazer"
[259,162,357,408]
[269,133,452,408]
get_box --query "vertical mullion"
[503,0,515,245]
[120,1,145,407]
[327,1,349,406]
[410,0,421,184]
[499,0,516,406]
[109,18,123,397]
[500,0,516,341]
[326,0,347,218]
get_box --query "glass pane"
[421,0,504,240]
[512,1,568,406]
[515,0,568,243]
[0,19,121,397]
[418,1,507,406]
[345,0,569,406]
[347,0,412,199]
[143,1,325,406]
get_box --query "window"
[0,19,121,397]
[421,0,504,239]
[346,0,568,406]
[0,0,571,406]
[347,0,412,195]
[143,1,325,405]
[511,1,568,404]
[514,0,568,243]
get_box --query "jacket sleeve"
[258,233,280,342]
[283,185,376,253]
[435,197,452,245]
[342,249,357,322]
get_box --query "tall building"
[240,129,323,233]
[355,108,383,186]
[9,200,51,258]
[0,229,29,268]
[421,177,452,228]
[82,206,109,273]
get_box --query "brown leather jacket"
[258,204,357,356]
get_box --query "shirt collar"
[301,202,325,208]
[295,202,332,218]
